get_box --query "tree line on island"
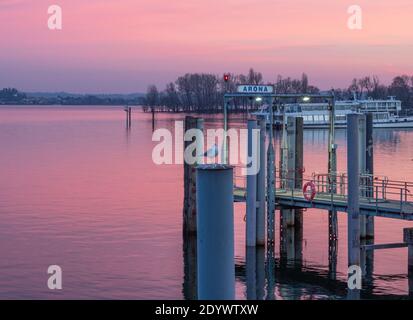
[143,69,413,114]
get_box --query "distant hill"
[1,88,146,105]
[26,92,145,99]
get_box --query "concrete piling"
[196,164,235,300]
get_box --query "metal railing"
[234,167,413,211]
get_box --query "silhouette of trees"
[145,71,413,113]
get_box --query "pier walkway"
[234,172,413,220]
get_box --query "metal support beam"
[361,243,407,251]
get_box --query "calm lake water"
[0,106,412,299]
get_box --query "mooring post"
[183,234,198,300]
[246,246,257,300]
[284,116,296,227]
[125,106,130,128]
[183,116,201,234]
[128,107,132,127]
[256,118,267,246]
[266,97,276,246]
[404,228,413,297]
[358,115,367,239]
[246,120,258,247]
[151,107,155,131]
[196,164,235,300]
[256,246,265,300]
[294,117,304,266]
[347,113,361,299]
[365,113,374,239]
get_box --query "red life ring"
[303,181,317,201]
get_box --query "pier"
[185,87,413,299]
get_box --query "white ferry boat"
[254,97,413,129]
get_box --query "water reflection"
[182,234,197,300]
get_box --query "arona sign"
[237,85,274,94]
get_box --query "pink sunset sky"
[1,0,412,93]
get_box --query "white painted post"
[196,164,235,300]
[246,120,258,247]
[256,118,266,246]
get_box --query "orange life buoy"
[303,181,317,201]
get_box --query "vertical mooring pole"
[284,116,296,227]
[125,106,131,128]
[267,97,276,246]
[196,164,235,300]
[404,228,413,297]
[358,115,367,239]
[128,107,132,128]
[246,120,258,247]
[294,117,304,266]
[151,107,155,131]
[365,113,374,239]
[347,113,361,299]
[256,118,267,246]
[328,95,339,275]
[183,116,200,234]
[256,246,265,300]
[246,246,257,300]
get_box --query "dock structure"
[234,174,413,219]
[188,88,413,300]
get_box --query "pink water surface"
[0,107,412,299]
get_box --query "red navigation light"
[223,74,230,82]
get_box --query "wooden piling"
[183,116,203,234]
